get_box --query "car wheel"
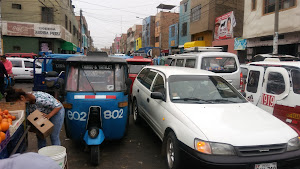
[165,132,181,169]
[133,99,141,124]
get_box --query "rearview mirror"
[150,92,165,101]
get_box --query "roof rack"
[184,47,223,53]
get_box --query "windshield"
[65,64,126,92]
[201,57,237,73]
[128,62,151,74]
[169,75,247,104]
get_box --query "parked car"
[132,66,300,169]
[244,61,300,136]
[170,47,241,89]
[5,52,38,59]
[250,54,298,62]
[7,57,42,80]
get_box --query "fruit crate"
[8,110,25,137]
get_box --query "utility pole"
[273,0,279,55]
[80,9,83,53]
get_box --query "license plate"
[255,162,277,169]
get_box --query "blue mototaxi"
[32,54,83,92]
[63,55,131,165]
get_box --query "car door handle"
[137,89,139,93]
[147,98,149,103]
[25,70,29,71]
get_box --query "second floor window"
[191,5,201,22]
[252,0,257,10]
[42,7,54,23]
[171,26,175,37]
[65,15,68,29]
[264,0,296,14]
[12,3,22,9]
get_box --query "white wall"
[243,0,300,39]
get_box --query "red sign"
[261,93,275,107]
[7,22,34,36]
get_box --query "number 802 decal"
[67,109,124,121]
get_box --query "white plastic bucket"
[38,145,67,168]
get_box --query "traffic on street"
[1,0,300,169]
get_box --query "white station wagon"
[131,66,300,169]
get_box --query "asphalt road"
[14,82,198,169]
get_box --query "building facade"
[243,0,300,58]
[1,0,80,55]
[155,12,179,51]
[114,37,121,54]
[134,25,142,51]
[169,23,179,54]
[142,16,156,48]
[189,0,244,55]
[179,0,191,49]
[120,33,127,54]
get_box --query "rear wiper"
[206,99,238,103]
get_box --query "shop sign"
[234,38,247,50]
[34,24,61,38]
[6,22,34,36]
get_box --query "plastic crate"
[7,124,25,154]
[9,110,25,137]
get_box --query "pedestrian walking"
[0,55,13,76]
[6,88,65,149]
[0,61,8,96]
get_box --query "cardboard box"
[27,110,54,139]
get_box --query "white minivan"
[170,48,241,89]
[132,66,300,169]
[7,57,42,80]
[244,61,300,136]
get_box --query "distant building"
[179,0,191,51]
[169,23,179,54]
[120,34,127,54]
[243,0,300,59]
[142,16,156,48]
[155,11,179,52]
[114,37,121,54]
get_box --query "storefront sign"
[2,21,71,42]
[214,11,236,40]
[6,22,34,36]
[34,24,61,38]
[234,38,247,50]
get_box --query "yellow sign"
[287,113,300,120]
[171,40,175,46]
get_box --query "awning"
[184,41,206,49]
[61,42,77,51]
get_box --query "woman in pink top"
[0,55,13,75]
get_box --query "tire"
[165,132,181,169]
[133,99,141,124]
[90,145,100,166]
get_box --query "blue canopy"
[42,54,83,72]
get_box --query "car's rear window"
[201,57,237,73]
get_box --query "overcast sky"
[72,0,182,50]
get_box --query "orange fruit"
[1,122,9,132]
[0,125,2,131]
[11,116,16,121]
[0,132,5,141]
[0,137,2,144]
[7,115,12,119]
[3,110,9,115]
[2,119,8,122]
[0,116,2,122]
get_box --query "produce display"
[0,109,17,144]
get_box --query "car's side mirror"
[151,92,165,101]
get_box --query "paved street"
[14,82,197,169]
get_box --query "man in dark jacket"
[0,60,9,95]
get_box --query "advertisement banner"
[234,38,247,50]
[6,22,34,36]
[214,11,236,40]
